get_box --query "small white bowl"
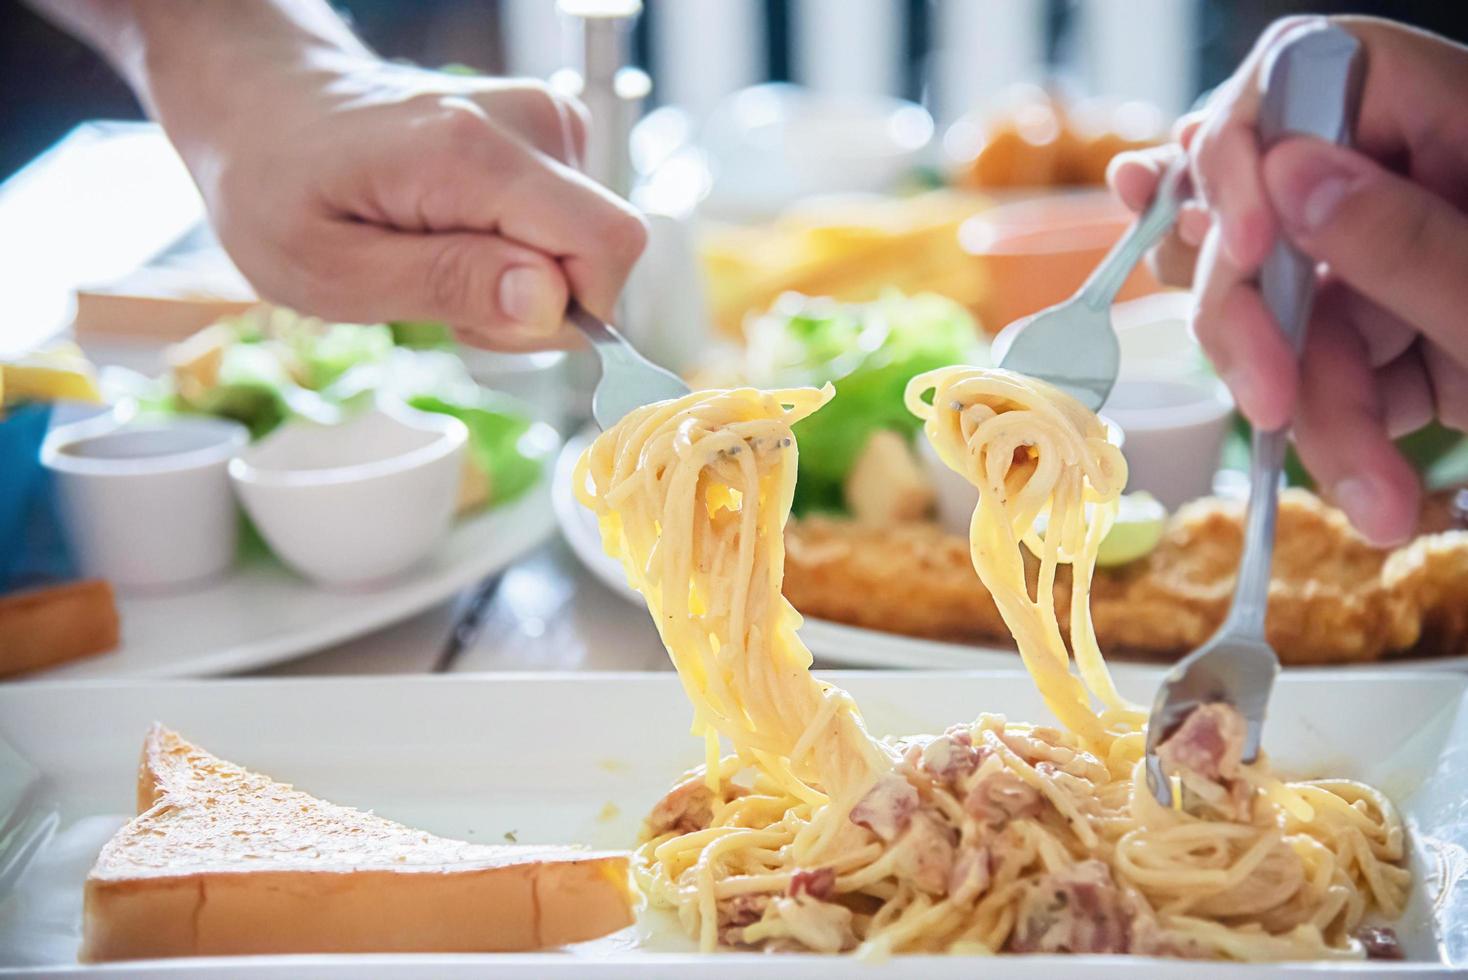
[1101,376,1234,511]
[229,407,467,588]
[1113,291,1208,380]
[42,415,248,592]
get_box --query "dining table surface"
[2,120,688,683]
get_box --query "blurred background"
[7,0,1468,182]
[8,0,1468,347]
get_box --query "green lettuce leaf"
[745,292,984,514]
[389,320,455,349]
[106,308,543,508]
[408,394,541,504]
[287,322,394,390]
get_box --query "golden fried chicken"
[783,489,1468,665]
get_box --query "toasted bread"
[82,726,634,961]
[0,579,119,678]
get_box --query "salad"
[727,291,1174,567]
[738,291,986,514]
[106,306,547,512]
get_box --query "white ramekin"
[228,406,467,588]
[1100,376,1234,511]
[42,415,249,592]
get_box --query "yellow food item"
[701,191,992,338]
[82,726,634,961]
[456,455,494,514]
[578,374,1408,960]
[164,322,235,403]
[953,90,1164,190]
[1,343,102,406]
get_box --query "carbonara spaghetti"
[575,372,1410,961]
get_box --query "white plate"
[0,670,1464,976]
[25,444,560,681]
[554,432,1468,673]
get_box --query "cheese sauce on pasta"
[575,373,1409,961]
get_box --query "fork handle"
[1220,23,1365,640]
[1078,157,1189,313]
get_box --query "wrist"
[128,1,371,158]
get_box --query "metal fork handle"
[1217,24,1365,641]
[1078,157,1190,313]
[1222,430,1287,638]
[569,300,643,370]
[568,300,619,348]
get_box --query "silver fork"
[568,301,690,430]
[1144,23,1365,805]
[993,159,1189,411]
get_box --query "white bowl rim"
[1103,376,1235,432]
[41,415,249,479]
[228,406,467,490]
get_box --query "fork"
[1144,22,1365,806]
[993,159,1189,410]
[568,301,690,430]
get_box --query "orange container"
[959,192,1164,333]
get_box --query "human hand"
[133,3,646,352]
[1107,17,1468,546]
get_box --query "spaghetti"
[575,372,1410,961]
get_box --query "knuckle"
[255,223,342,315]
[1147,235,1197,288]
[1172,111,1204,144]
[426,239,494,318]
[512,80,568,131]
[518,79,560,114]
[558,93,591,148]
[1191,118,1231,178]
[435,98,492,152]
[604,210,649,262]
[531,84,588,156]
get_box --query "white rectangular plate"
[1,671,1464,977]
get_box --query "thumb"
[1263,138,1468,359]
[329,226,572,349]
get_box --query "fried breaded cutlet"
[783,488,1468,665]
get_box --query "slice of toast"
[81,725,634,961]
[0,580,119,679]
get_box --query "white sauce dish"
[42,415,248,592]
[1102,375,1234,511]
[228,406,467,588]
